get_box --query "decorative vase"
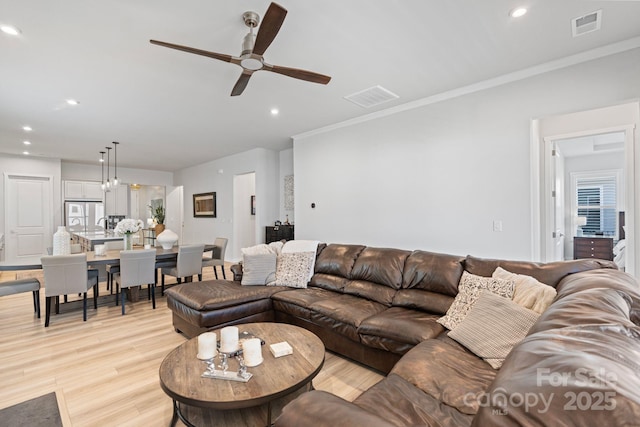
[123,233,134,251]
[155,224,165,235]
[156,229,178,250]
[53,226,71,255]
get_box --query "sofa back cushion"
[464,255,616,287]
[340,247,410,306]
[314,244,365,278]
[402,250,465,297]
[392,289,454,315]
[350,247,410,289]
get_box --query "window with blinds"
[576,174,617,236]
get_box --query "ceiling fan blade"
[265,64,331,85]
[150,39,234,63]
[231,71,253,96]
[252,3,287,56]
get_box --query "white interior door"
[4,174,52,263]
[165,186,183,244]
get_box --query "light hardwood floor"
[0,264,383,426]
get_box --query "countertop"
[71,231,123,241]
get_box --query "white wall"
[233,173,256,258]
[293,48,640,260]
[279,148,294,223]
[174,148,280,261]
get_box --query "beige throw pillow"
[448,291,540,369]
[271,252,316,289]
[437,271,515,331]
[492,267,557,314]
[241,253,277,286]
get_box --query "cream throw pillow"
[241,244,273,256]
[271,252,316,289]
[492,267,556,314]
[437,271,515,331]
[448,291,539,369]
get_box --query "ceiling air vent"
[344,85,399,108]
[572,10,602,37]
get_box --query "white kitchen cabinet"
[64,180,103,200]
[105,184,129,216]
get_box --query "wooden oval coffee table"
[159,322,325,427]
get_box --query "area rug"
[0,392,63,427]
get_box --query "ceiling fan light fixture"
[240,56,263,71]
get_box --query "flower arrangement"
[114,218,144,235]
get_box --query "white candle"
[242,338,263,367]
[219,326,239,353]
[197,332,217,360]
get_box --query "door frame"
[532,124,636,276]
[3,172,54,263]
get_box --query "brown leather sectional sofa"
[165,243,640,426]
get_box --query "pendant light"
[112,141,119,187]
[105,146,112,189]
[99,151,106,191]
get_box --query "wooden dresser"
[573,236,614,261]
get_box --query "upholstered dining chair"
[113,249,156,315]
[104,240,124,294]
[41,253,99,327]
[200,237,228,281]
[160,244,205,294]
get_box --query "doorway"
[532,102,638,277]
[554,132,625,260]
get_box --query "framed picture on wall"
[193,192,216,217]
[251,195,256,215]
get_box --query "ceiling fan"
[150,2,331,96]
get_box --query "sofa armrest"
[230,263,243,282]
[275,391,395,427]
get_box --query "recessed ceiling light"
[510,7,527,18]
[23,140,31,145]
[22,125,32,132]
[22,151,29,155]
[270,108,279,116]
[0,25,21,36]
[66,99,79,106]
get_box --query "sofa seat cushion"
[309,294,387,342]
[271,287,342,320]
[276,390,396,427]
[354,373,473,427]
[358,307,445,348]
[391,340,497,415]
[165,280,287,311]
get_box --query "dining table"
[0,244,218,272]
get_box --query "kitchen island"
[71,231,129,251]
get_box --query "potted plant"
[150,205,165,235]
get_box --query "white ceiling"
[1,0,640,172]
[557,131,625,158]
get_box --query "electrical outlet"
[493,220,503,232]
